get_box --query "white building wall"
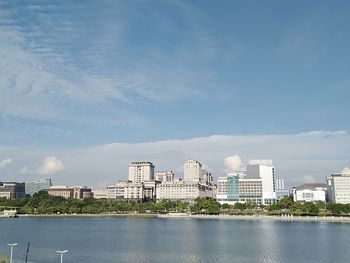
[128,162,155,182]
[156,181,213,202]
[184,160,202,182]
[327,169,350,204]
[293,189,326,202]
[246,163,276,202]
[155,171,174,182]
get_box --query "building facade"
[0,182,25,199]
[327,167,350,204]
[292,183,327,202]
[156,180,214,203]
[216,174,239,205]
[46,186,93,199]
[156,160,215,203]
[25,178,52,197]
[216,161,277,205]
[93,190,107,199]
[155,171,174,182]
[184,160,202,182]
[128,162,155,182]
[106,181,129,199]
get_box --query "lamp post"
[8,243,18,263]
[56,250,68,263]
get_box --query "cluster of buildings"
[106,160,215,203]
[290,167,350,204]
[216,160,278,205]
[1,159,350,205]
[0,178,93,200]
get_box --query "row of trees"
[1,192,350,216]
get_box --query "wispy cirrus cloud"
[0,0,242,147]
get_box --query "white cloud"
[0,158,12,169]
[37,156,65,175]
[1,130,349,188]
[224,155,243,173]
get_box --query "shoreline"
[10,213,350,223]
[17,213,158,218]
[188,214,350,223]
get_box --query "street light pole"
[8,243,18,263]
[56,250,68,263]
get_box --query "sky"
[0,0,349,188]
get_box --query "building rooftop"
[296,183,327,191]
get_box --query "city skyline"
[0,1,349,187]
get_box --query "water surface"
[0,217,349,263]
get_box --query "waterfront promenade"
[189,214,350,223]
[13,213,350,223]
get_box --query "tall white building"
[107,162,158,201]
[128,162,155,182]
[246,161,276,204]
[327,167,350,204]
[184,160,202,182]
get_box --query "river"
[0,217,349,263]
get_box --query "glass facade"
[25,178,52,197]
[227,175,239,201]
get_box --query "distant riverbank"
[189,214,350,223]
[18,213,158,218]
[14,213,350,223]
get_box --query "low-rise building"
[0,182,25,199]
[107,181,129,199]
[156,180,214,203]
[291,183,327,202]
[93,190,107,199]
[327,167,350,204]
[107,180,158,201]
[46,186,93,199]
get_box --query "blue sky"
[0,0,349,186]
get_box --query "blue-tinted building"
[227,175,239,202]
[25,178,52,197]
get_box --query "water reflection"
[1,218,350,263]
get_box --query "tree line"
[1,192,350,216]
